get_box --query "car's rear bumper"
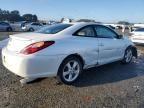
[2,48,66,78]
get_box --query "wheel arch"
[57,53,85,75]
[29,27,34,31]
[6,27,12,31]
[126,45,138,58]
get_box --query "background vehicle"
[132,24,144,31]
[103,24,116,29]
[131,28,144,44]
[0,22,12,32]
[11,21,30,31]
[2,23,137,85]
[21,22,43,31]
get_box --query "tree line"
[0,8,38,22]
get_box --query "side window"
[74,26,95,37]
[31,23,36,25]
[32,23,41,26]
[95,26,118,38]
[1,22,9,26]
[37,23,42,26]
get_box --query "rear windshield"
[35,24,72,34]
[135,28,144,32]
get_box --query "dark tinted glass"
[0,22,9,26]
[135,28,144,32]
[36,24,72,34]
[95,26,117,38]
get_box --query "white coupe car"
[2,23,137,85]
[131,28,144,44]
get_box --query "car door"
[0,22,6,31]
[94,25,126,65]
[1,22,9,31]
[37,23,43,30]
[32,23,42,30]
[73,25,99,67]
[30,23,37,30]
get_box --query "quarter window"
[95,26,117,38]
[75,26,95,37]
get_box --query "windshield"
[35,24,72,34]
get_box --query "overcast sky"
[0,0,144,23]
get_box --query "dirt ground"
[0,31,144,108]
[0,32,23,41]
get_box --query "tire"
[122,47,133,64]
[29,28,34,32]
[7,27,12,32]
[57,56,83,85]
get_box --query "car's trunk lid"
[7,32,57,52]
[7,37,32,52]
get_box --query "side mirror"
[118,35,123,39]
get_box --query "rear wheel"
[7,27,12,32]
[57,56,83,85]
[122,48,133,64]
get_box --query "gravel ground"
[0,32,144,108]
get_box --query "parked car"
[21,22,43,31]
[2,23,137,85]
[132,24,144,31]
[0,22,12,32]
[130,28,144,44]
[11,21,30,31]
[48,21,60,25]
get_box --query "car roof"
[67,22,101,26]
[35,22,108,36]
[56,22,104,35]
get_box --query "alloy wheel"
[62,60,80,82]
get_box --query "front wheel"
[122,48,133,64]
[7,27,12,32]
[57,56,83,85]
[29,28,34,32]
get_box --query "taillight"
[20,41,55,55]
